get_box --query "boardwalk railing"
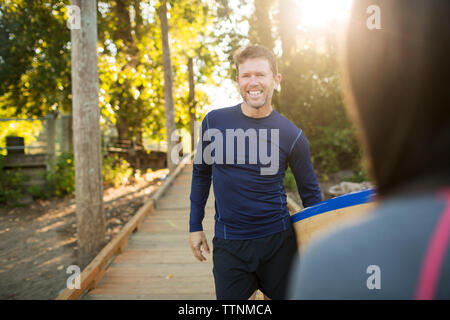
[56,154,192,300]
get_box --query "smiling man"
[189,45,322,300]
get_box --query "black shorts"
[212,226,298,300]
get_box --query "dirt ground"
[0,167,348,300]
[0,169,168,300]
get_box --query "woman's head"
[344,0,450,196]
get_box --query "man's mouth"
[248,90,263,97]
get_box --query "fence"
[0,114,73,190]
[0,114,73,159]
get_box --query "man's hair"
[233,45,278,77]
[344,0,450,196]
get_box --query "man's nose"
[248,75,259,85]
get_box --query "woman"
[288,0,450,299]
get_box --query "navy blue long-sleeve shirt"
[190,104,322,240]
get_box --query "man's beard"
[242,90,272,109]
[244,96,266,109]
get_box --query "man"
[189,45,322,300]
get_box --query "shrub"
[45,152,75,197]
[283,167,297,191]
[308,125,361,178]
[0,155,28,204]
[102,154,133,187]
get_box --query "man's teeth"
[248,91,262,96]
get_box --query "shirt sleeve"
[189,116,212,232]
[288,132,322,208]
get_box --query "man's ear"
[276,73,282,85]
[275,73,282,90]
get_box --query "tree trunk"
[113,0,143,149]
[252,0,275,50]
[70,0,106,268]
[188,57,196,153]
[158,1,177,172]
[277,0,298,117]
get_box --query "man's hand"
[189,231,210,262]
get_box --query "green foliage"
[344,170,369,183]
[45,152,75,197]
[308,124,360,177]
[1,0,218,151]
[0,0,72,116]
[0,155,28,204]
[283,167,297,191]
[344,156,371,183]
[97,0,218,145]
[102,154,133,187]
[44,152,137,195]
[0,107,44,155]
[0,151,139,205]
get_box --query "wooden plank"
[56,199,155,299]
[151,154,192,204]
[89,284,215,295]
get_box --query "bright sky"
[204,0,354,112]
[298,0,354,30]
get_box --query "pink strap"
[414,189,450,300]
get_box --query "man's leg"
[256,227,298,300]
[212,236,259,300]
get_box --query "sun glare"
[298,0,354,30]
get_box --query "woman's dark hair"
[344,0,450,197]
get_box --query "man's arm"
[189,117,212,261]
[288,132,322,208]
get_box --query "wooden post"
[61,115,73,153]
[188,57,196,153]
[46,114,56,169]
[70,0,106,268]
[158,1,177,172]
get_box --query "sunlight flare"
[298,0,354,29]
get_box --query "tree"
[188,57,196,152]
[0,0,232,174]
[249,0,275,50]
[96,0,217,161]
[70,0,105,267]
[0,0,72,117]
[158,1,176,172]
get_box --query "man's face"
[237,57,281,110]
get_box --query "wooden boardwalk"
[84,164,216,300]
